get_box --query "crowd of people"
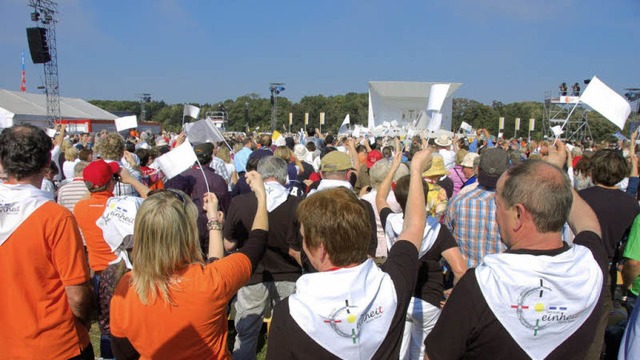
[1,122,640,359]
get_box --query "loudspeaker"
[26,27,51,64]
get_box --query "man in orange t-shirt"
[0,124,94,359]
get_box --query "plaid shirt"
[445,185,505,268]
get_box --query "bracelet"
[207,219,223,231]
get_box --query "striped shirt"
[58,178,89,212]
[445,185,505,268]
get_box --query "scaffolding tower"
[543,91,592,141]
[28,0,60,130]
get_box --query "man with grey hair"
[426,142,606,359]
[57,161,90,212]
[224,156,303,359]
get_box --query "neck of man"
[596,183,619,190]
[508,230,564,251]
[5,174,44,188]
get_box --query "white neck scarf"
[308,179,353,197]
[0,183,53,246]
[385,213,440,258]
[475,244,602,359]
[289,259,397,360]
[97,196,143,270]
[264,181,289,213]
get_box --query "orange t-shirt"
[110,253,252,359]
[74,191,117,272]
[0,201,91,359]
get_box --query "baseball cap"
[321,151,353,172]
[366,150,383,169]
[83,160,120,189]
[478,148,510,188]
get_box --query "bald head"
[497,160,572,234]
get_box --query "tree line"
[89,94,622,141]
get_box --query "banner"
[515,118,520,131]
[289,112,293,125]
[460,121,473,132]
[529,118,535,132]
[499,117,505,130]
[580,76,631,129]
[427,84,451,112]
[320,112,325,125]
[115,115,138,132]
[304,112,309,125]
[183,104,200,119]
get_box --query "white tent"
[367,81,462,131]
[0,89,117,129]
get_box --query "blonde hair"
[64,146,78,161]
[217,146,231,163]
[273,145,292,162]
[131,190,202,305]
[97,133,125,161]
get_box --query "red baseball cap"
[83,160,120,189]
[366,150,383,168]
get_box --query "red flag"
[20,52,26,92]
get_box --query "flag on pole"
[183,104,200,119]
[529,118,535,131]
[427,84,451,112]
[580,76,631,129]
[499,117,505,130]
[320,112,325,125]
[515,118,520,131]
[155,139,198,179]
[289,112,293,125]
[338,114,350,135]
[20,52,26,92]
[304,113,309,125]
[551,125,564,137]
[460,121,473,132]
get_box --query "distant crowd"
[1,123,640,359]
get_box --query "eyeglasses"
[148,188,187,207]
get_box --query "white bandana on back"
[475,244,602,360]
[289,259,397,359]
[307,179,353,197]
[0,183,53,246]
[264,181,288,213]
[385,213,440,258]
[97,196,143,270]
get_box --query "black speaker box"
[26,27,51,64]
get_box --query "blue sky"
[1,0,638,105]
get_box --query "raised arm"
[119,167,150,198]
[376,152,402,212]
[398,148,431,250]
[204,192,225,260]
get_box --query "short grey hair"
[257,156,288,185]
[369,159,392,188]
[74,161,89,177]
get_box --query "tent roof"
[368,81,462,99]
[0,89,117,120]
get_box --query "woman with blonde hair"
[110,172,269,359]
[62,146,80,181]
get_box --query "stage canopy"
[367,81,462,131]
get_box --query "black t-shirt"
[266,241,419,360]
[425,231,607,360]
[578,186,640,260]
[223,192,302,285]
[380,207,457,307]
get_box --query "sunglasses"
[148,188,187,206]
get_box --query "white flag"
[498,131,504,139]
[304,113,309,125]
[515,118,520,131]
[289,112,293,125]
[115,115,138,132]
[460,121,473,132]
[320,112,325,125]
[352,125,361,138]
[183,104,200,119]
[580,76,631,129]
[551,125,564,136]
[338,114,350,135]
[427,84,451,112]
[155,139,197,179]
[499,117,505,130]
[184,119,225,144]
[390,120,398,128]
[529,118,535,131]
[46,128,57,137]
